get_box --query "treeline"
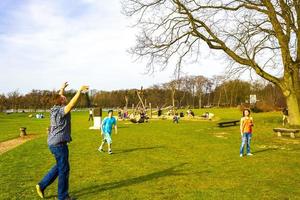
[0,75,286,112]
[0,90,90,112]
[93,75,285,109]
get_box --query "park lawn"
[1,109,300,199]
[0,112,50,142]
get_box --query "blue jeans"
[39,144,70,200]
[240,133,252,155]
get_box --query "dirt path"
[0,135,38,155]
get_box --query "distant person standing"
[36,82,89,200]
[240,109,254,157]
[158,108,162,117]
[118,108,123,119]
[282,107,289,126]
[88,108,94,121]
[98,110,117,154]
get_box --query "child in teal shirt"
[98,110,117,154]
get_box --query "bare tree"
[162,80,177,107]
[211,75,226,107]
[7,91,21,112]
[123,0,300,125]
[194,75,209,108]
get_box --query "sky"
[0,0,227,94]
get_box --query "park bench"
[273,128,300,138]
[218,120,240,127]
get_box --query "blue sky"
[0,0,226,94]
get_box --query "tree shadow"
[113,146,165,154]
[116,126,129,129]
[290,147,300,151]
[71,163,188,198]
[252,148,278,154]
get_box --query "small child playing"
[98,110,117,154]
[240,109,254,157]
[173,113,179,123]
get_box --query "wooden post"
[290,132,295,138]
[137,91,145,110]
[277,131,282,137]
[20,127,27,137]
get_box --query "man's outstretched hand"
[61,82,69,90]
[80,85,89,94]
[59,82,69,95]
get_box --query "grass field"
[1,108,300,200]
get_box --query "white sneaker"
[98,148,104,152]
[240,154,243,157]
[247,153,253,156]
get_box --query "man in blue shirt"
[36,82,88,200]
[98,110,117,154]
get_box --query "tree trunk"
[192,88,195,108]
[125,96,129,109]
[217,89,222,107]
[284,90,300,126]
[171,89,175,108]
[198,93,202,108]
[207,93,210,106]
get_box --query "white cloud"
[0,0,225,94]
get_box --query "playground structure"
[128,87,152,123]
[131,87,150,115]
[119,86,218,122]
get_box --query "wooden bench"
[273,128,300,138]
[218,120,240,127]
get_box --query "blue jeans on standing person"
[38,144,70,200]
[240,133,252,155]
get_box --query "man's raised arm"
[64,85,89,115]
[59,82,69,96]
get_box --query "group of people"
[117,108,129,120]
[36,82,288,199]
[28,113,45,119]
[36,113,45,119]
[187,109,195,117]
[129,110,149,123]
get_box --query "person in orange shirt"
[240,109,254,157]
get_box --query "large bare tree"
[122,0,300,125]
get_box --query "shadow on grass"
[72,163,188,198]
[45,195,56,199]
[291,147,300,151]
[116,126,129,129]
[114,146,165,154]
[252,148,278,154]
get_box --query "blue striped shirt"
[47,106,72,146]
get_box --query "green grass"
[1,108,300,199]
[0,112,50,142]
